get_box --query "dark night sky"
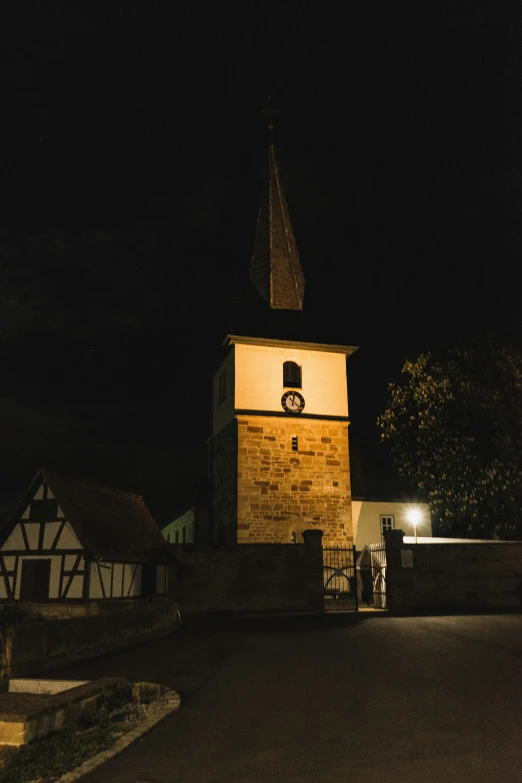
[0,1,520,520]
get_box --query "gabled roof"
[7,469,171,563]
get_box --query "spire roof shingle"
[249,141,305,311]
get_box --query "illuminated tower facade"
[211,120,357,547]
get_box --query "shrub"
[0,605,39,629]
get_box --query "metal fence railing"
[322,546,358,611]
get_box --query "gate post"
[384,529,405,611]
[302,529,324,612]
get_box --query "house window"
[19,559,51,601]
[175,530,179,544]
[218,370,226,404]
[381,515,394,539]
[283,361,301,388]
[182,526,186,543]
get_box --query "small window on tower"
[292,435,298,451]
[283,361,301,388]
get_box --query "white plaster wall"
[88,561,142,599]
[233,343,349,418]
[353,500,432,550]
[113,563,123,597]
[127,565,141,597]
[65,575,83,598]
[212,349,236,436]
[123,564,134,596]
[0,555,14,597]
[100,564,111,596]
[57,522,82,549]
[25,524,40,550]
[2,525,26,551]
[161,510,195,543]
[43,522,61,549]
[89,563,103,598]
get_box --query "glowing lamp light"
[407,508,422,543]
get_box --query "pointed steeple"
[249,110,305,311]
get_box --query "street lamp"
[407,508,422,543]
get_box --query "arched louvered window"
[283,361,302,388]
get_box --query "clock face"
[281,390,305,414]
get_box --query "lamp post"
[407,508,422,543]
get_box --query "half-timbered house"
[0,469,170,604]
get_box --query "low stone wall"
[18,600,139,621]
[0,602,177,688]
[0,677,121,746]
[385,530,522,611]
[167,530,324,613]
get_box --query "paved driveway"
[50,613,522,782]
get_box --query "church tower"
[211,116,357,547]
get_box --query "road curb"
[56,689,181,783]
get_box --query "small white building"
[352,496,432,550]
[162,509,196,545]
[161,500,210,546]
[0,469,170,604]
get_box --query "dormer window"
[283,361,301,388]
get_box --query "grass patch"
[0,680,166,783]
[133,682,164,705]
[0,721,117,783]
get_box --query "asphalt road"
[50,613,522,783]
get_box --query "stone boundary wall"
[167,530,324,613]
[0,602,178,688]
[385,530,522,610]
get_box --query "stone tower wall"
[236,415,352,547]
[211,420,238,546]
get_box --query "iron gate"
[369,542,387,608]
[323,546,358,611]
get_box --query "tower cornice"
[225,334,358,356]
